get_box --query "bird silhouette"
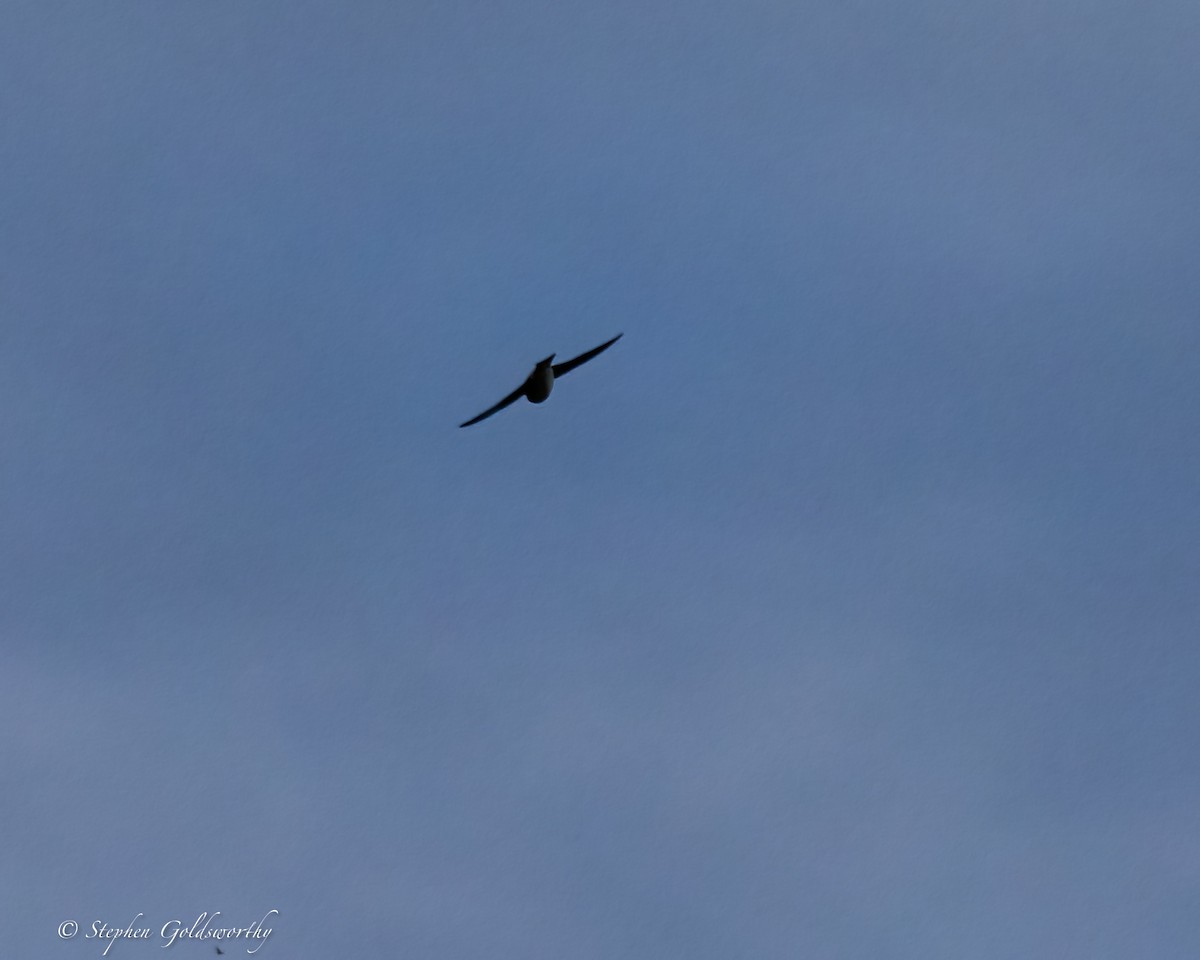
[459,333,622,427]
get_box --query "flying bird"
[459,333,622,428]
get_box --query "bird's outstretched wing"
[459,384,526,427]
[551,333,622,378]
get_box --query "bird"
[459,333,622,427]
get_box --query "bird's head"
[537,353,556,367]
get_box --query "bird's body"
[459,335,621,427]
[524,357,555,404]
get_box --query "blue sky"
[3,1,1199,957]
